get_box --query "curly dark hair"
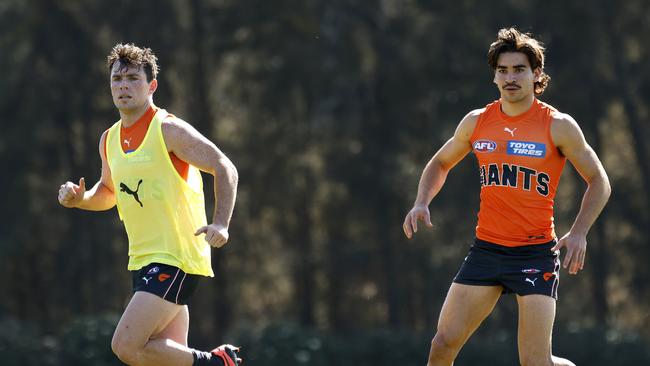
[487,28,550,95]
[107,43,159,82]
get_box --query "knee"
[111,332,140,365]
[429,331,463,360]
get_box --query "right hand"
[58,178,86,208]
[194,223,230,248]
[403,204,433,239]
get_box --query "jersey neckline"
[497,98,539,122]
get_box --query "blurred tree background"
[1,0,649,364]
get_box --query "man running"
[58,43,241,366]
[403,28,611,366]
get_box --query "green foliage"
[553,326,650,365]
[1,0,650,356]
[232,322,429,366]
[0,315,120,366]
[0,317,51,366]
[1,317,649,365]
[57,314,121,366]
[231,323,650,366]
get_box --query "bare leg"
[111,291,195,366]
[427,283,503,366]
[517,294,575,366]
[153,305,190,346]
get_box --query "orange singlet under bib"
[104,106,189,181]
[470,99,566,247]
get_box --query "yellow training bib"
[106,109,214,276]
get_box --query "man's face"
[110,61,156,112]
[493,52,540,103]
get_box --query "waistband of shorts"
[474,237,556,252]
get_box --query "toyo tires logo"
[507,140,546,158]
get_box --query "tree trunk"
[588,124,609,323]
[190,0,232,339]
[295,170,315,326]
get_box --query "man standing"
[403,28,610,366]
[58,43,241,366]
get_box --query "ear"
[533,67,542,81]
[149,79,158,94]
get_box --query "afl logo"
[473,139,497,153]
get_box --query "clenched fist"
[58,177,86,208]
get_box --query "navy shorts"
[453,238,560,299]
[132,263,201,305]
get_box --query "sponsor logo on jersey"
[504,127,517,136]
[119,179,144,207]
[473,139,497,153]
[507,140,546,157]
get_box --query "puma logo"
[504,127,517,136]
[123,138,131,147]
[525,278,538,287]
[120,179,143,207]
[142,276,152,284]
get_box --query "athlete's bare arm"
[58,131,116,211]
[162,118,239,248]
[550,113,611,275]
[403,109,482,238]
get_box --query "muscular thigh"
[153,305,190,346]
[113,291,184,348]
[437,283,503,342]
[517,294,556,360]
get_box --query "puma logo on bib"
[120,179,144,207]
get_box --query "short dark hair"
[107,43,159,82]
[487,28,550,95]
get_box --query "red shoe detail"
[211,344,241,366]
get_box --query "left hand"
[552,232,587,275]
[194,224,229,248]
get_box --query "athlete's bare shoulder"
[549,109,576,125]
[550,111,587,152]
[465,107,485,121]
[550,111,581,137]
[160,115,225,173]
[455,108,485,141]
[99,129,109,160]
[161,114,188,133]
[99,129,109,143]
[160,115,203,149]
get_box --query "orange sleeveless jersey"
[470,99,566,247]
[104,106,189,180]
